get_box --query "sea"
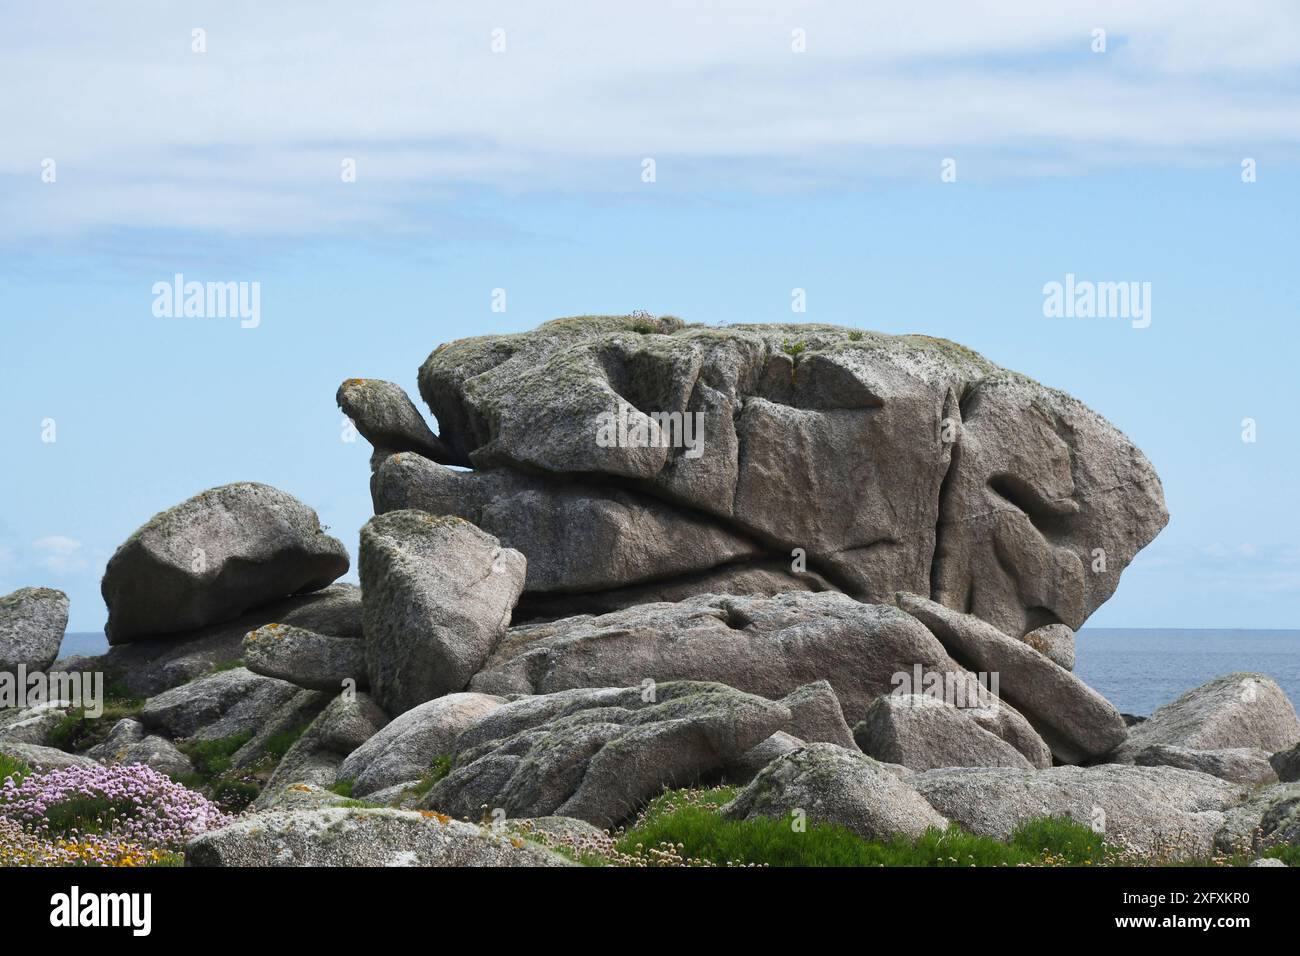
[58,628,1300,718]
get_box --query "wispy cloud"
[31,536,88,573]
[3,1,1299,238]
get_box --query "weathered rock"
[897,593,1127,763]
[1020,623,1075,671]
[58,584,361,698]
[338,692,504,797]
[1214,782,1300,856]
[85,718,196,779]
[853,694,1035,770]
[137,667,304,741]
[470,591,1048,765]
[417,318,1166,633]
[0,742,99,771]
[102,483,350,644]
[0,587,69,673]
[720,742,948,841]
[373,453,766,596]
[243,624,366,692]
[1249,857,1287,867]
[0,700,77,746]
[338,378,451,464]
[724,731,805,785]
[228,687,332,773]
[185,807,572,867]
[778,680,856,749]
[513,560,837,622]
[1131,744,1277,786]
[255,782,358,811]
[424,682,789,828]
[911,764,1241,860]
[1116,673,1300,760]
[360,511,526,716]
[254,692,389,806]
[1271,742,1300,783]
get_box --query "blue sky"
[2,2,1299,630]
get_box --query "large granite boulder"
[423,682,789,828]
[0,742,99,772]
[469,591,1048,766]
[101,483,349,644]
[0,587,69,673]
[185,807,571,867]
[84,718,196,779]
[243,623,366,692]
[410,318,1166,633]
[359,511,526,716]
[911,764,1241,860]
[1271,742,1300,783]
[853,694,1037,770]
[1115,673,1300,761]
[897,593,1127,763]
[720,742,949,841]
[338,692,505,797]
[137,667,305,741]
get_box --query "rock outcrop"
[400,318,1166,633]
[721,742,949,841]
[896,592,1127,763]
[185,807,571,867]
[424,682,788,828]
[853,694,1037,771]
[468,591,1048,766]
[359,511,526,716]
[243,623,366,692]
[338,692,505,797]
[101,483,350,643]
[911,764,1241,860]
[1114,673,1300,760]
[0,587,69,673]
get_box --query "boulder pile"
[5,316,1297,867]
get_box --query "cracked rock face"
[422,681,790,828]
[386,318,1166,635]
[467,590,1049,767]
[0,587,69,673]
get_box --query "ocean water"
[1076,628,1300,716]
[59,628,1300,717]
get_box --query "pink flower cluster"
[1,763,229,850]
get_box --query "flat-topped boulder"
[101,483,349,644]
[411,317,1167,634]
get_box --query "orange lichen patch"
[510,837,524,849]
[343,378,371,388]
[419,810,452,825]
[289,784,312,792]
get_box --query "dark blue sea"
[60,628,1300,717]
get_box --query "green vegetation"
[0,754,32,787]
[847,330,865,341]
[409,756,454,798]
[328,778,356,798]
[263,723,310,764]
[43,694,148,753]
[605,788,1122,867]
[177,732,253,782]
[781,339,806,357]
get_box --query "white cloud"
[31,536,88,573]
[3,0,1300,237]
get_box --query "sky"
[1,1,1298,631]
